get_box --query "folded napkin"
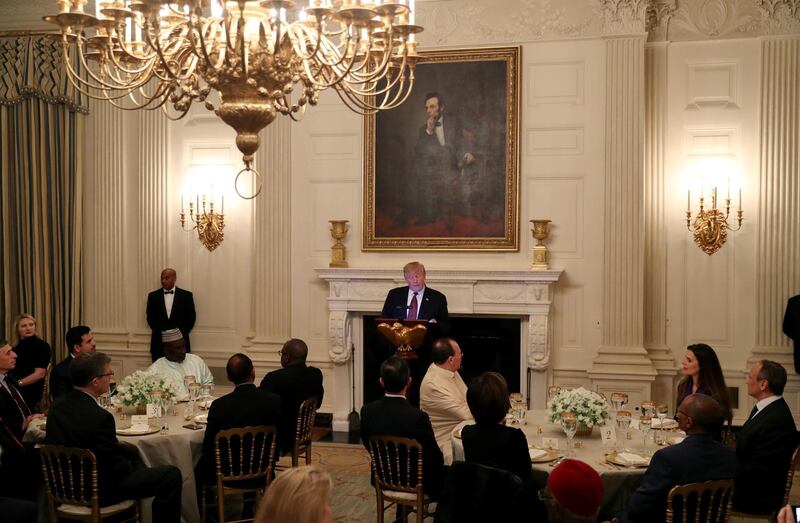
[616,452,649,466]
[651,418,678,429]
[529,448,549,460]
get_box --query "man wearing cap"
[620,393,737,523]
[541,459,604,523]
[146,267,196,362]
[148,329,213,398]
[51,325,97,399]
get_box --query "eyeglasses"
[276,349,284,356]
[96,372,114,378]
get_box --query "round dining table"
[451,409,677,518]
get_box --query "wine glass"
[560,412,578,456]
[547,386,561,402]
[188,382,200,418]
[640,415,652,451]
[641,400,656,418]
[611,392,628,413]
[616,410,632,449]
[655,402,669,445]
[183,375,196,399]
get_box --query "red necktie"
[4,379,31,419]
[407,293,418,320]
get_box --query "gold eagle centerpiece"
[377,322,428,360]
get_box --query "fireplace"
[316,267,562,432]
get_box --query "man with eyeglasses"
[259,338,323,455]
[733,360,798,515]
[620,393,736,523]
[47,352,182,521]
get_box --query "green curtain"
[0,34,87,360]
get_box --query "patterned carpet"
[306,443,376,522]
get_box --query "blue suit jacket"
[624,433,737,523]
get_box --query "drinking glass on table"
[187,382,200,418]
[201,384,213,400]
[655,402,669,445]
[616,410,632,449]
[640,415,652,451]
[560,412,578,456]
[183,375,196,397]
[611,392,628,414]
[547,386,561,402]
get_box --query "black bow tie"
[164,290,174,295]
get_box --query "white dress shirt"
[164,287,175,318]
[751,395,781,419]
[419,363,473,464]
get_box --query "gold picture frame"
[363,46,521,251]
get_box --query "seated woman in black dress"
[9,314,51,412]
[676,343,732,427]
[461,372,530,481]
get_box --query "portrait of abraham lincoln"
[363,46,520,251]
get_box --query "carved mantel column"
[316,268,562,430]
[750,3,800,367]
[590,0,657,396]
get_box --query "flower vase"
[136,404,147,415]
[575,424,593,437]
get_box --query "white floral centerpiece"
[547,387,610,431]
[116,370,179,407]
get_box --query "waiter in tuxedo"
[783,294,800,373]
[380,262,450,405]
[146,267,196,362]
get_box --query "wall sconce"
[180,194,225,252]
[685,184,742,255]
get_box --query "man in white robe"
[420,337,473,464]
[148,329,213,398]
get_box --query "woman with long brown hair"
[9,313,51,411]
[676,343,732,424]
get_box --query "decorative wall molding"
[598,0,648,35]
[669,0,760,41]
[646,0,676,41]
[685,61,741,110]
[757,0,800,35]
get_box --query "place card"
[131,414,148,425]
[600,426,617,446]
[146,403,159,418]
[541,437,559,450]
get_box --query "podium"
[374,318,429,360]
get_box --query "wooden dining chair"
[291,396,318,467]
[666,479,734,523]
[40,444,140,523]
[368,435,434,523]
[38,361,53,413]
[205,425,278,523]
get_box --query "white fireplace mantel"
[316,267,563,430]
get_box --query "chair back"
[433,461,523,523]
[214,425,278,487]
[39,362,53,413]
[295,396,318,447]
[783,446,800,505]
[40,445,99,513]
[666,479,734,523]
[368,435,424,496]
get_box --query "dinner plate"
[116,426,159,436]
[193,413,209,424]
[651,418,679,430]
[605,451,650,468]
[666,434,686,445]
[528,447,560,463]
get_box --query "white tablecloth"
[115,413,205,523]
[451,410,666,517]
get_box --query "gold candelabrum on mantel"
[530,219,551,270]
[329,220,349,268]
[686,186,743,255]
[180,195,225,252]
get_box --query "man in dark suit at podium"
[380,262,450,405]
[783,294,800,373]
[146,267,196,362]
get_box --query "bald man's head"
[281,338,309,367]
[679,393,724,435]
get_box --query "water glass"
[616,410,632,448]
[560,412,578,456]
[640,415,652,451]
[655,402,669,444]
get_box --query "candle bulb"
[221,195,224,214]
[687,190,690,212]
[739,188,742,211]
[181,194,184,212]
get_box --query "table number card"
[131,414,148,426]
[542,437,559,450]
[146,403,159,418]
[600,426,617,446]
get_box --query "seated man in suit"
[259,338,323,455]
[46,352,182,521]
[51,325,96,399]
[197,354,282,517]
[361,356,445,522]
[148,329,213,398]
[733,360,798,515]
[420,338,473,464]
[621,393,737,523]
[540,459,604,523]
[0,342,42,443]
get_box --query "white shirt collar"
[384,393,406,399]
[754,395,781,416]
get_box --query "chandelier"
[45,0,422,197]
